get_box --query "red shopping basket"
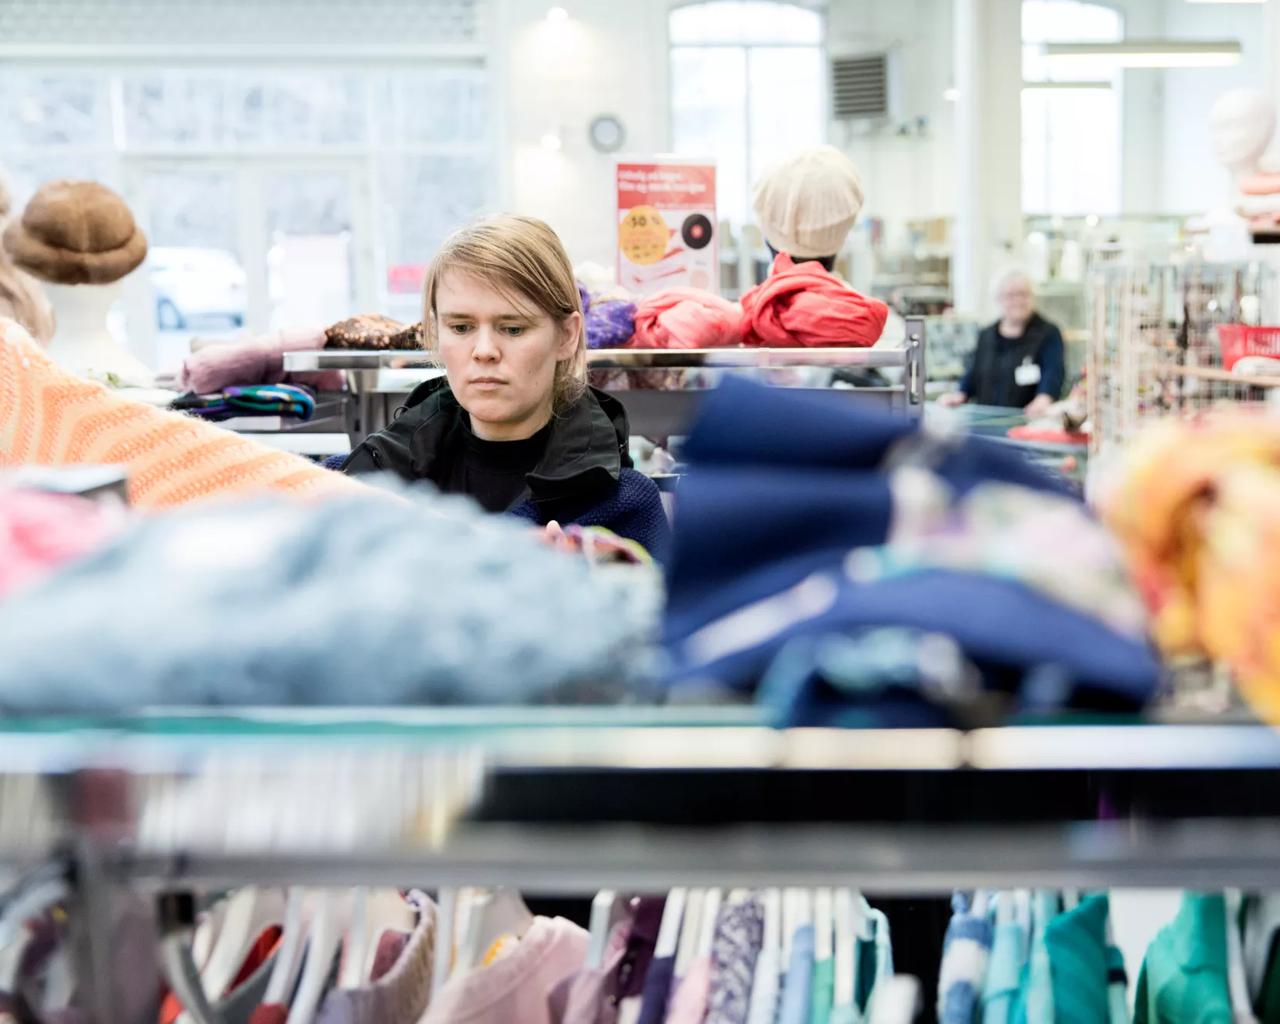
[1218,324,1280,370]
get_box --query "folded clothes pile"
[0,481,660,713]
[739,253,888,348]
[172,384,316,422]
[661,378,1160,726]
[181,327,345,393]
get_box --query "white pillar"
[953,0,1024,319]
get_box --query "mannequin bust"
[43,280,154,388]
[4,179,173,403]
[1209,88,1280,240]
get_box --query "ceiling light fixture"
[1044,40,1243,68]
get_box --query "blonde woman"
[0,179,54,345]
[341,215,669,554]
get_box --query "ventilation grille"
[831,53,889,120]
[0,0,486,48]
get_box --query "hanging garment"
[0,319,365,509]
[180,327,345,394]
[810,954,834,1024]
[1242,894,1280,1021]
[937,893,993,1024]
[980,917,1028,1024]
[0,489,122,602]
[1106,943,1130,1024]
[314,893,435,1024]
[628,288,744,349]
[159,925,282,1024]
[0,487,657,713]
[662,377,1160,718]
[1134,893,1234,1024]
[634,955,676,1024]
[743,938,781,1024]
[665,955,713,1024]
[705,892,764,1024]
[546,917,631,1024]
[422,916,587,1024]
[777,925,816,1024]
[1041,893,1113,1024]
[614,897,666,1016]
[738,253,887,349]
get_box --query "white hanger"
[263,889,308,1008]
[1225,890,1262,1024]
[431,888,459,998]
[457,888,534,976]
[284,891,344,1024]
[674,889,706,981]
[834,889,857,1010]
[1062,889,1081,911]
[189,887,286,1017]
[654,888,687,962]
[587,891,629,970]
[696,889,724,959]
[339,888,415,989]
[815,888,834,965]
[192,898,230,971]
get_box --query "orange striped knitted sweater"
[0,318,368,509]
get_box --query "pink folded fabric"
[1240,173,1280,196]
[180,328,345,394]
[0,489,124,600]
[740,252,888,348]
[629,288,744,349]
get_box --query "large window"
[1022,0,1123,216]
[0,65,491,367]
[670,1,826,227]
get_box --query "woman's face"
[998,277,1035,326]
[435,270,581,441]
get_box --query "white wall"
[496,0,671,267]
[827,0,959,239]
[1158,0,1268,215]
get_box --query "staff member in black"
[940,270,1065,417]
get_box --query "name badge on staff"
[1015,358,1042,387]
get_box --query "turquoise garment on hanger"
[981,918,1028,1024]
[1016,891,1060,1024]
[1042,893,1112,1024]
[1134,893,1234,1024]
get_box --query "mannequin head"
[1209,89,1276,174]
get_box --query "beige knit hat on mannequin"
[752,145,865,259]
[4,179,147,286]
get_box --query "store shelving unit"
[4,710,1280,1021]
[283,317,927,440]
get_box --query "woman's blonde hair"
[422,214,586,414]
[0,178,54,344]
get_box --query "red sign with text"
[616,159,718,296]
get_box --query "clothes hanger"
[262,888,308,1007]
[834,889,857,1011]
[654,888,687,965]
[432,888,458,997]
[1225,890,1263,1024]
[696,889,724,960]
[587,891,630,970]
[189,886,286,1020]
[673,889,706,982]
[815,888,834,967]
[338,888,416,989]
[457,888,534,976]
[284,890,345,1024]
[191,898,231,971]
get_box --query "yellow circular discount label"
[619,206,670,266]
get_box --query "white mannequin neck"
[43,281,154,387]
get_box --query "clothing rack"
[3,710,1277,1022]
[282,317,927,440]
